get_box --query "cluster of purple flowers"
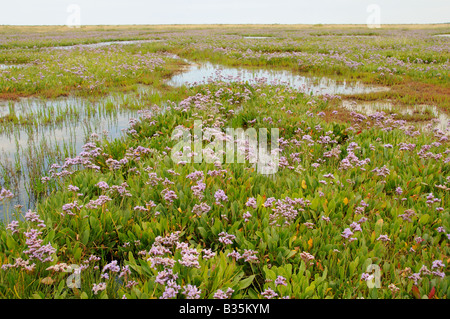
[371,165,390,178]
[214,189,228,204]
[85,195,112,209]
[62,200,83,216]
[218,232,236,245]
[161,188,178,203]
[192,202,211,216]
[23,228,56,262]
[191,181,206,200]
[245,197,257,208]
[213,287,234,299]
[268,196,311,226]
[0,187,14,201]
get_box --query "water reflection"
[49,39,163,50]
[167,62,389,96]
[341,100,449,133]
[0,93,142,218]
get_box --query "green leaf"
[238,275,255,290]
[419,214,430,225]
[81,228,90,246]
[6,236,16,250]
[197,227,209,239]
[73,247,82,261]
[305,283,316,297]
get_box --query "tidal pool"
[243,36,274,39]
[48,39,163,50]
[341,100,450,133]
[167,61,389,96]
[0,93,143,219]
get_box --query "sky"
[0,0,449,25]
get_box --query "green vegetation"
[0,25,448,299]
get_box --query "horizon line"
[1,22,450,27]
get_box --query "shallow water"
[341,100,450,133]
[243,36,274,39]
[0,93,142,219]
[49,39,163,50]
[167,62,389,96]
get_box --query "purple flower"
[341,228,354,239]
[92,282,106,295]
[275,276,287,286]
[178,248,200,268]
[161,188,178,203]
[61,201,83,216]
[243,211,252,222]
[371,165,390,178]
[191,181,206,200]
[0,188,14,201]
[350,222,362,232]
[227,250,242,260]
[357,217,368,224]
[245,197,257,209]
[213,288,234,299]
[261,287,278,299]
[399,209,416,222]
[263,197,276,208]
[6,221,19,234]
[432,260,445,269]
[377,235,391,242]
[192,202,211,216]
[361,272,374,281]
[155,269,178,285]
[186,170,204,181]
[202,248,216,260]
[85,196,112,209]
[437,226,446,233]
[242,249,259,263]
[102,260,120,273]
[96,181,110,190]
[300,252,315,265]
[119,265,131,278]
[218,232,236,245]
[214,189,228,204]
[67,184,80,192]
[182,284,201,299]
[408,273,422,285]
[23,229,56,262]
[160,279,181,299]
[432,271,445,278]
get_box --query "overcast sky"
[0,0,449,25]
